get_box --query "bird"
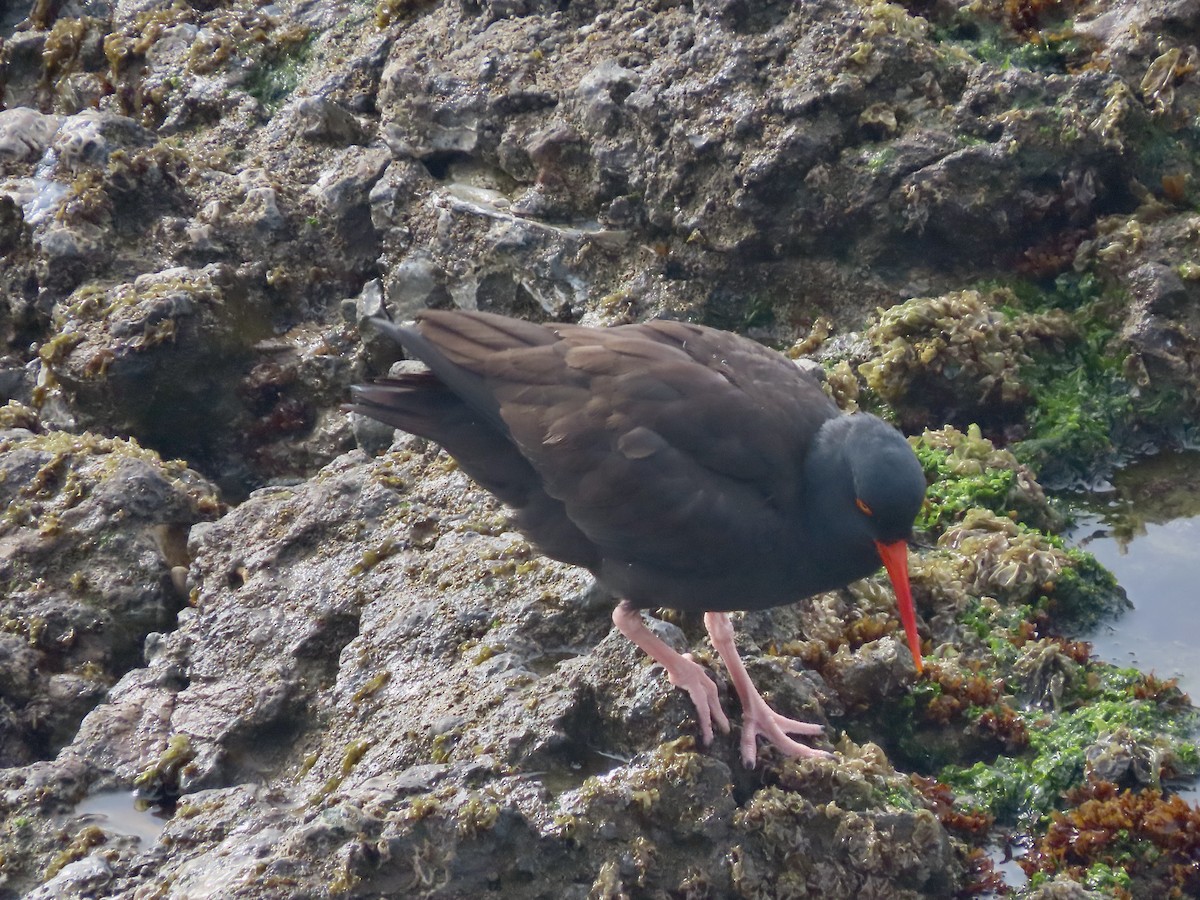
[347,309,927,767]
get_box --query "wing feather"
[380,310,839,581]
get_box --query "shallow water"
[73,791,169,845]
[1065,449,1200,815]
[1064,450,1200,697]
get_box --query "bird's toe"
[739,706,831,767]
[772,713,825,736]
[666,659,731,745]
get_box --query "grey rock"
[23,853,113,900]
[292,97,371,145]
[0,426,217,769]
[0,108,59,165]
[2,0,1199,895]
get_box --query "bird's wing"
[403,310,838,574]
[347,365,602,569]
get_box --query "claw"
[665,652,730,744]
[737,695,833,767]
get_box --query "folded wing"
[355,311,838,581]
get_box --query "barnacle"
[860,289,1074,418]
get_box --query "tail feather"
[365,315,512,433]
[346,371,535,506]
[346,373,461,438]
[413,309,557,366]
[348,312,600,569]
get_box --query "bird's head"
[846,416,927,673]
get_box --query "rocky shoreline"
[3,0,1200,896]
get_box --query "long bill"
[875,539,924,674]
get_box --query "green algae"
[985,272,1182,486]
[244,31,314,113]
[1011,280,1139,484]
[912,425,1031,534]
[133,733,196,803]
[862,418,1196,893]
[865,273,1189,487]
[1045,547,1127,629]
[938,661,1196,827]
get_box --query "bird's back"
[350,310,843,611]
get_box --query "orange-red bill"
[875,539,924,674]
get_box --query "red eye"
[856,498,873,516]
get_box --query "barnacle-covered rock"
[1011,638,1083,711]
[732,740,960,898]
[0,108,60,164]
[0,110,160,297]
[1075,208,1200,415]
[860,289,1075,429]
[907,504,1128,649]
[934,509,1072,606]
[39,265,266,474]
[100,3,312,129]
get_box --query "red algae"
[1021,781,1200,898]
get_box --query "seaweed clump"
[910,423,1060,534]
[858,277,1179,488]
[938,663,1197,829]
[860,289,1074,433]
[1022,780,1200,898]
[862,417,1200,895]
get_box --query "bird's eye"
[856,498,873,516]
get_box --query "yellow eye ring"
[856,498,873,516]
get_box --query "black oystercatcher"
[348,310,926,766]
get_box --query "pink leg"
[612,601,730,745]
[704,612,831,767]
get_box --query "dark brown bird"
[348,309,926,766]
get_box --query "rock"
[0,108,60,164]
[381,251,445,319]
[1,0,1200,895]
[0,446,966,896]
[1119,260,1200,385]
[51,111,147,172]
[292,96,371,145]
[0,426,218,769]
[23,854,113,900]
[309,145,390,263]
[36,264,361,495]
[1025,873,1110,899]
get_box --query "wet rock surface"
[2,442,968,897]
[0,422,218,770]
[2,0,1200,895]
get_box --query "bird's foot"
[664,652,731,746]
[700,612,831,767]
[611,601,730,746]
[738,695,831,767]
